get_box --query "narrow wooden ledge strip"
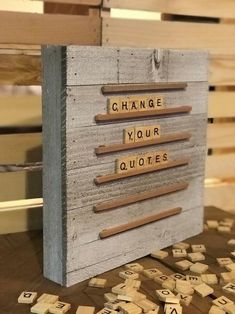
[99,207,182,239]
[94,182,188,212]
[94,158,189,185]
[95,106,192,122]
[95,132,191,155]
[101,82,187,94]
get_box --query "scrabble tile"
[164,304,182,314]
[176,293,192,306]
[146,309,159,314]
[153,96,164,109]
[228,239,235,246]
[76,306,95,314]
[212,296,234,309]
[164,297,180,304]
[129,99,140,113]
[154,275,171,284]
[117,294,133,302]
[119,98,130,113]
[112,283,132,295]
[104,293,117,303]
[220,220,234,228]
[37,294,59,304]
[207,220,219,229]
[119,270,139,280]
[124,127,135,144]
[217,257,233,267]
[107,98,120,114]
[138,97,148,111]
[220,271,235,283]
[150,125,161,140]
[144,152,154,168]
[170,273,186,281]
[188,252,205,262]
[194,283,214,297]
[134,299,159,312]
[175,279,194,295]
[96,308,118,314]
[172,249,187,258]
[201,274,218,285]
[162,279,176,291]
[142,268,162,279]
[231,252,235,258]
[225,263,235,272]
[151,250,168,260]
[217,226,231,233]
[175,260,193,271]
[223,303,235,314]
[186,275,202,286]
[105,300,125,310]
[191,244,206,253]
[49,301,71,314]
[31,303,51,314]
[173,242,190,250]
[125,263,144,272]
[88,278,107,288]
[125,278,141,290]
[209,305,225,314]
[131,291,147,302]
[222,283,235,295]
[18,291,37,304]
[116,156,137,174]
[189,262,208,274]
[118,303,142,314]
[155,289,175,302]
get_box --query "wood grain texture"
[208,92,235,118]
[44,0,101,5]
[99,207,182,238]
[103,0,235,19]
[0,11,101,45]
[207,123,235,149]
[102,17,235,56]
[206,154,235,179]
[210,55,235,86]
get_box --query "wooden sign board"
[42,46,208,287]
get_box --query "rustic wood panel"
[103,0,235,19]
[205,184,235,213]
[207,123,235,149]
[210,55,235,86]
[208,92,235,118]
[102,18,235,56]
[206,154,235,179]
[0,0,43,13]
[0,11,101,45]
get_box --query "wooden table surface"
[0,206,235,314]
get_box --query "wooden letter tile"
[223,303,235,314]
[189,262,208,274]
[209,305,226,314]
[37,294,59,304]
[18,291,37,304]
[154,275,171,285]
[217,258,233,267]
[194,283,214,297]
[124,127,135,144]
[116,156,137,173]
[88,277,107,288]
[150,125,161,140]
[220,271,235,283]
[162,279,176,291]
[118,303,142,314]
[225,263,235,272]
[96,309,118,314]
[142,268,162,279]
[170,273,186,281]
[119,270,139,280]
[151,250,168,260]
[125,263,144,272]
[187,252,205,262]
[144,152,154,168]
[175,260,193,271]
[206,220,219,229]
[135,126,149,142]
[175,279,194,295]
[217,226,231,233]
[107,98,120,114]
[173,242,190,250]
[136,154,147,170]
[228,239,235,246]
[155,289,175,302]
[186,275,202,286]
[176,293,192,306]
[201,274,218,285]
[119,99,130,113]
[76,306,95,314]
[172,249,187,258]
[191,244,206,253]
[134,299,159,312]
[164,304,182,314]
[125,278,141,290]
[104,293,117,303]
[30,303,51,314]
[222,282,235,295]
[49,302,71,314]
[128,99,139,112]
[212,296,234,309]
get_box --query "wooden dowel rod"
[94,182,188,212]
[101,82,187,94]
[99,207,182,239]
[95,158,189,185]
[95,106,192,122]
[95,132,191,155]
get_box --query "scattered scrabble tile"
[209,305,225,314]
[222,282,235,295]
[88,278,107,288]
[176,293,192,306]
[212,296,234,309]
[119,270,139,280]
[217,226,231,233]
[134,299,159,312]
[228,239,235,246]
[164,297,180,304]
[155,289,175,302]
[225,263,235,272]
[223,303,235,314]
[49,301,71,314]
[162,279,176,291]
[96,308,118,314]
[201,274,218,285]
[37,294,59,304]
[231,252,235,258]
[154,275,171,284]
[189,262,208,274]
[207,220,219,229]
[170,273,186,281]
[194,283,214,297]
[30,303,51,314]
[220,220,234,228]
[175,279,194,295]
[151,250,168,260]
[146,309,159,314]
[173,242,190,250]
[18,291,37,304]
[172,249,187,258]
[186,275,202,286]
[125,278,141,290]
[76,305,95,314]
[187,252,205,262]
[117,294,133,302]
[104,293,117,303]
[112,283,132,295]
[191,244,206,253]
[217,257,234,267]
[142,268,162,279]
[131,291,147,302]
[175,260,193,271]
[164,304,182,314]
[220,271,235,283]
[118,302,142,314]
[125,263,144,272]
[105,300,125,310]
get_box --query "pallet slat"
[210,55,235,86]
[206,154,235,179]
[103,0,235,19]
[208,92,235,118]
[207,123,235,149]
[205,183,235,213]
[44,0,101,5]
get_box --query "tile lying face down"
[42,46,208,286]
